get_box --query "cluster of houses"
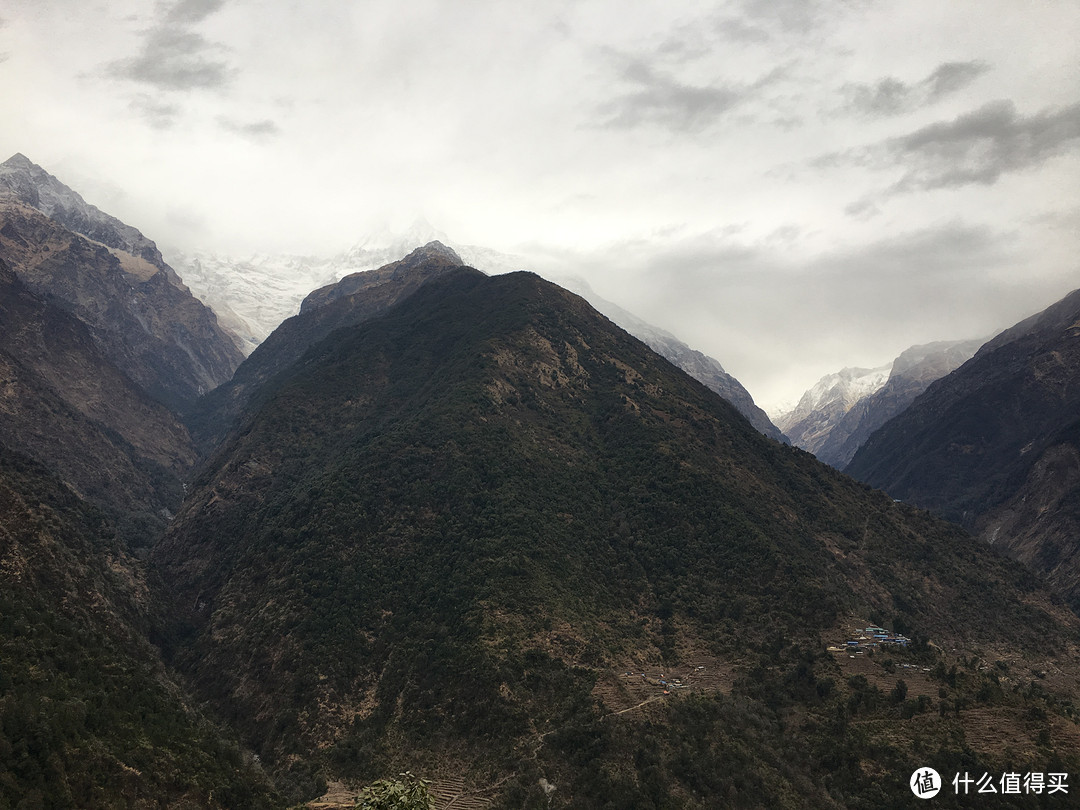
[623,665,708,694]
[828,625,911,656]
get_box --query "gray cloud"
[739,0,825,36]
[889,99,1080,190]
[842,60,989,117]
[109,28,231,90]
[218,118,281,139]
[714,17,770,43]
[107,0,232,91]
[130,95,181,129]
[820,220,1010,281]
[165,0,226,24]
[925,61,988,100]
[844,197,881,220]
[597,56,783,133]
[819,100,1080,205]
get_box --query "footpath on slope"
[308,653,735,809]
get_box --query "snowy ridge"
[778,365,891,432]
[167,220,529,350]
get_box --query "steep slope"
[0,259,193,533]
[979,419,1080,611]
[813,340,982,469]
[0,443,277,808]
[776,365,891,453]
[185,242,465,454]
[171,226,782,442]
[847,288,1080,610]
[154,269,1080,807]
[0,156,243,411]
[0,153,171,275]
[554,276,785,441]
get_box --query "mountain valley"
[1,155,1079,809]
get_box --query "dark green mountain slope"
[155,270,1080,807]
[847,288,1080,611]
[186,241,463,455]
[0,443,277,809]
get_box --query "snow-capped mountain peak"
[780,365,892,430]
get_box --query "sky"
[1,0,1078,414]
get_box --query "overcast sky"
[2,0,1078,413]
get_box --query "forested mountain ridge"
[153,268,1080,807]
[2,151,1079,808]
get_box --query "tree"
[355,772,435,810]
[890,679,908,704]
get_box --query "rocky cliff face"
[0,197,243,412]
[0,258,194,526]
[0,153,174,278]
[980,421,1080,611]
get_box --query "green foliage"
[151,270,1080,805]
[355,772,434,810]
[0,445,277,808]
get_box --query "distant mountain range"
[776,364,891,454]
[166,220,524,348]
[777,339,982,468]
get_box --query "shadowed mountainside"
[155,268,1080,807]
[848,288,1080,613]
[0,259,194,533]
[185,242,465,455]
[0,443,278,808]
